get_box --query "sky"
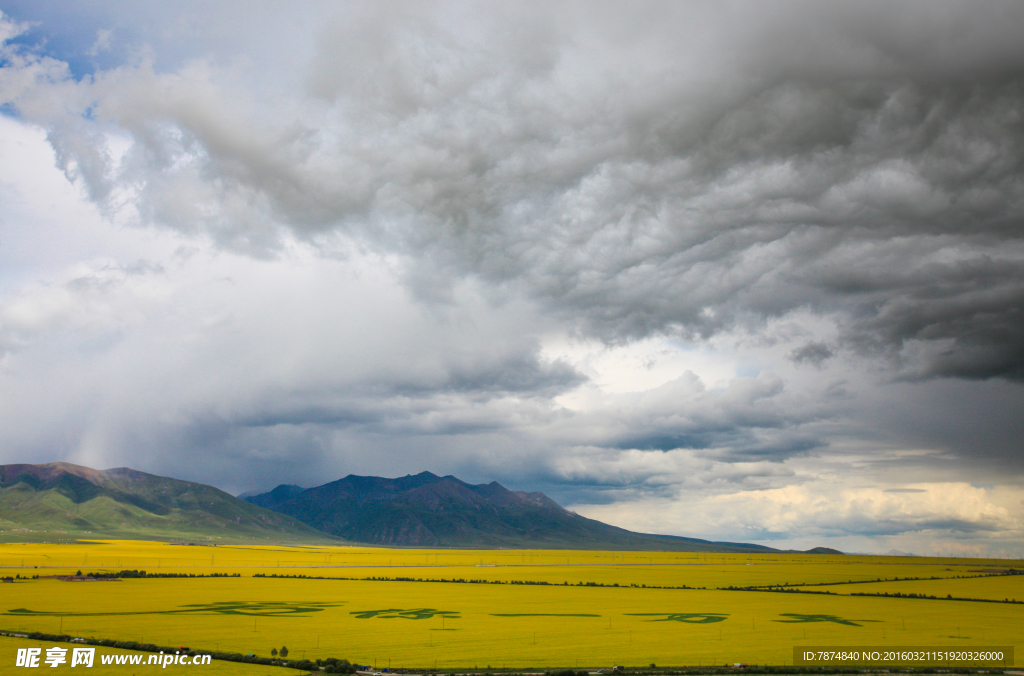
[1,0,1023,557]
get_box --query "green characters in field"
[6,600,342,617]
[775,613,879,626]
[626,613,729,623]
[350,608,460,620]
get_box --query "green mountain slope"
[0,462,337,543]
[246,471,782,552]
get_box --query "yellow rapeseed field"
[0,540,994,585]
[0,541,1020,669]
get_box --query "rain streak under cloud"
[1,0,1023,556]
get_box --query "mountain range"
[0,462,841,553]
[0,462,330,543]
[242,471,787,552]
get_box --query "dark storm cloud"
[789,341,834,367]
[445,352,585,394]
[611,428,825,461]
[546,371,835,465]
[5,1,1019,383]
[859,378,1024,474]
[195,348,585,432]
[820,517,1007,537]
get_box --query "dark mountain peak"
[323,471,444,495]
[242,470,779,552]
[269,483,305,497]
[413,471,440,479]
[243,484,306,510]
[402,477,500,510]
[241,471,572,546]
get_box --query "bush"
[322,658,357,674]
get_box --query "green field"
[0,541,1020,670]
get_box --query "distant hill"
[244,471,783,552]
[883,549,918,557]
[0,462,334,543]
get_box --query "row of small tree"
[270,646,288,657]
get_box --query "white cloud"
[88,28,113,57]
[570,477,1024,556]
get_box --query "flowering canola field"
[0,541,1020,668]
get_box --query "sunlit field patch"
[798,574,1024,601]
[0,541,1020,668]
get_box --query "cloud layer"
[1,1,1023,554]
